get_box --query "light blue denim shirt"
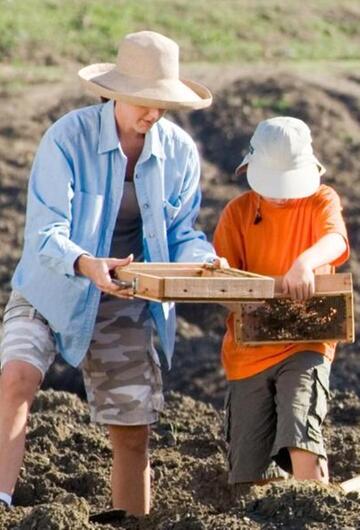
[12,100,216,368]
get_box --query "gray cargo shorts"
[225,351,331,483]
[0,291,164,426]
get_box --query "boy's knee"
[289,447,328,482]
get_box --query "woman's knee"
[0,361,41,404]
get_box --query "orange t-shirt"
[213,184,350,381]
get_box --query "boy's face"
[261,196,296,206]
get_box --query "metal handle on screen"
[112,278,137,293]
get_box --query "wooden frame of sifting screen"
[114,263,275,302]
[233,273,354,344]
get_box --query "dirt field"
[0,64,360,529]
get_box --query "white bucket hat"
[235,116,326,199]
[78,30,212,110]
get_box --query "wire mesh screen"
[236,294,351,343]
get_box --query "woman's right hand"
[75,253,134,297]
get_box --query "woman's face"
[115,101,166,135]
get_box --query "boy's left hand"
[282,258,315,300]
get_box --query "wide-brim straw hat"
[235,116,326,199]
[79,31,212,110]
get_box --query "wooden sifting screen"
[234,273,354,344]
[114,263,274,302]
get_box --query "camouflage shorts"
[0,291,56,378]
[0,291,164,426]
[82,295,164,425]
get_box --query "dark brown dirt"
[1,65,360,529]
[239,296,347,342]
[0,390,359,529]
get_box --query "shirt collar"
[98,100,165,160]
[98,100,119,154]
[139,121,166,162]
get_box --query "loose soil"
[238,296,347,342]
[0,63,360,529]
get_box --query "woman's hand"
[75,253,134,298]
[210,257,230,269]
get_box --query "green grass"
[250,96,293,113]
[0,0,360,66]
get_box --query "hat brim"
[247,159,323,199]
[235,152,325,198]
[78,63,212,110]
[235,153,250,176]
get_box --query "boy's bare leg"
[289,447,328,483]
[0,361,41,495]
[108,424,150,516]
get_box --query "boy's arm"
[283,186,349,300]
[282,233,347,300]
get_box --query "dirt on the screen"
[237,296,348,343]
[0,64,360,529]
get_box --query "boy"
[213,117,349,485]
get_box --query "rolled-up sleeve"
[166,146,216,263]
[25,129,86,276]
[313,186,350,267]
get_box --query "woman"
[0,31,225,519]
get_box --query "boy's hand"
[282,258,315,300]
[75,253,135,298]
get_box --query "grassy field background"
[0,0,359,67]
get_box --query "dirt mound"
[0,390,359,529]
[1,66,360,529]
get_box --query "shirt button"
[143,203,150,209]
[148,233,155,238]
